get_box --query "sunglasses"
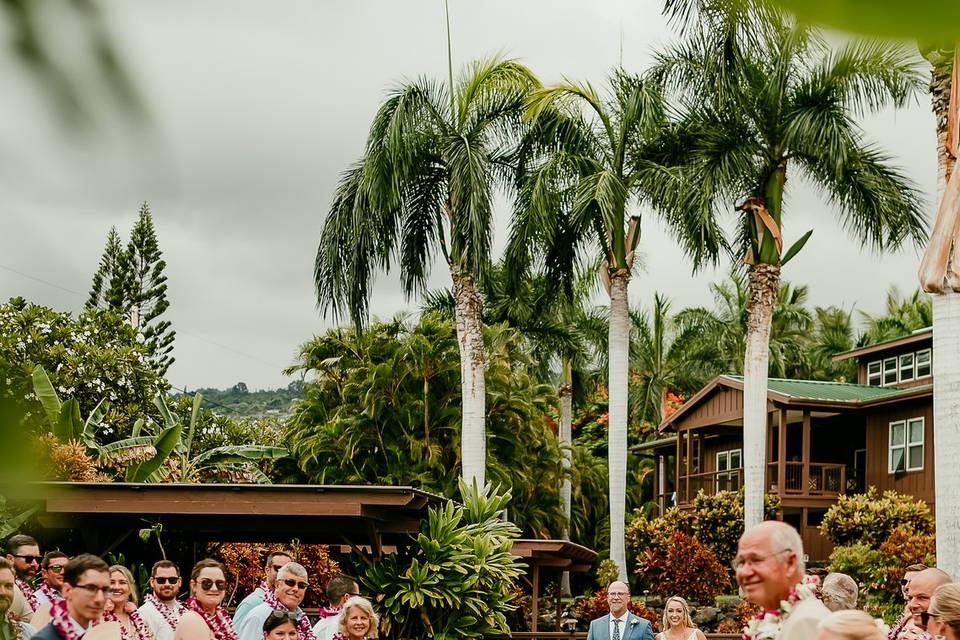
[13,555,41,564]
[46,565,67,574]
[272,565,285,573]
[921,612,931,626]
[269,611,298,623]
[281,578,308,590]
[153,577,180,585]
[198,578,227,592]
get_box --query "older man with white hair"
[236,562,314,640]
[736,520,830,640]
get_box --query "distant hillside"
[178,380,303,420]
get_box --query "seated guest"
[140,560,186,640]
[237,563,311,640]
[818,610,885,640]
[264,611,300,640]
[104,564,153,639]
[6,533,42,621]
[822,573,859,612]
[175,559,238,640]
[234,551,293,626]
[312,575,359,640]
[333,596,378,640]
[32,553,110,640]
[35,551,69,607]
[0,558,36,638]
[925,583,960,640]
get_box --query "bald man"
[898,568,952,640]
[734,521,829,640]
[585,581,653,640]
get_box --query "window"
[716,449,742,491]
[889,418,925,473]
[883,358,898,385]
[916,349,932,378]
[899,353,914,382]
[867,361,882,386]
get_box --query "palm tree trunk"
[452,268,487,488]
[608,270,630,581]
[559,358,573,596]
[929,50,960,579]
[743,263,780,528]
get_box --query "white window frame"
[883,358,898,385]
[899,353,915,382]
[889,418,925,473]
[915,349,932,379]
[716,448,742,491]
[867,361,882,386]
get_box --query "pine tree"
[125,202,175,377]
[86,226,129,312]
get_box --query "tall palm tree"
[859,286,933,345]
[507,69,725,580]
[656,0,927,527]
[314,57,540,488]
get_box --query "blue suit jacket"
[31,623,66,640]
[587,613,655,640]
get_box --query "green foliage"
[0,298,165,438]
[828,544,887,594]
[596,559,619,589]
[820,487,934,547]
[634,531,731,602]
[859,288,932,347]
[362,481,526,640]
[771,0,960,40]
[179,381,302,421]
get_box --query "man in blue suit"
[587,581,654,640]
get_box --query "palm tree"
[507,69,725,580]
[656,0,927,527]
[859,287,933,345]
[314,57,540,488]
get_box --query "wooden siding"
[864,399,935,505]
[856,337,932,387]
[678,387,744,430]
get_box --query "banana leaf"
[56,399,83,444]
[31,365,61,430]
[125,422,182,483]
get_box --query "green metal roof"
[722,375,929,403]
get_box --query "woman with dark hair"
[174,559,238,640]
[263,611,299,640]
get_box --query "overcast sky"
[0,1,937,391]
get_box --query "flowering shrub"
[31,435,106,482]
[820,488,933,547]
[0,298,165,438]
[716,601,761,633]
[634,532,731,602]
[216,542,340,609]
[625,507,693,557]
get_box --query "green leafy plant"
[820,487,934,547]
[362,480,526,639]
[634,531,731,603]
[596,559,619,589]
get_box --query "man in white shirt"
[138,560,185,640]
[312,575,359,640]
[237,563,311,640]
[35,551,69,607]
[586,581,654,640]
[233,550,293,626]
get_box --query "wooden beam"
[777,409,787,497]
[532,565,540,635]
[685,429,692,503]
[801,411,811,497]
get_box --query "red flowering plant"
[634,531,731,603]
[573,590,659,632]
[214,542,340,609]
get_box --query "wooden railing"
[766,462,845,496]
[676,469,743,503]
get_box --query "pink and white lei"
[50,599,83,640]
[317,606,341,619]
[263,588,316,640]
[144,593,185,631]
[185,597,239,640]
[38,581,64,605]
[103,605,152,640]
[15,579,38,612]
[742,575,819,640]
[3,612,26,640]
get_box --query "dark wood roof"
[510,539,597,572]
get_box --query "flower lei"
[888,612,912,640]
[103,606,152,640]
[38,581,64,605]
[263,588,316,640]
[185,597,239,640]
[317,606,341,619]
[144,593,186,631]
[3,612,25,640]
[50,599,83,640]
[742,575,820,640]
[15,579,38,612]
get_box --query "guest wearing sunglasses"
[897,568,953,640]
[5,533,42,622]
[234,551,293,626]
[35,551,69,607]
[140,560,186,640]
[175,559,239,640]
[237,563,313,640]
[32,554,111,640]
[264,611,300,640]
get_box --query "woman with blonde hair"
[105,564,153,639]
[816,610,885,640]
[926,583,960,640]
[333,596,379,640]
[657,596,706,640]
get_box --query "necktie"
[613,618,621,640]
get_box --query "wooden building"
[641,328,934,561]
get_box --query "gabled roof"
[832,326,932,362]
[658,374,931,433]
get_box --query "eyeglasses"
[46,565,66,574]
[268,611,298,623]
[272,565,285,573]
[153,577,180,585]
[732,549,792,571]
[281,578,308,590]
[12,555,41,565]
[74,583,111,596]
[607,592,629,599]
[198,579,227,591]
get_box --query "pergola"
[511,539,597,635]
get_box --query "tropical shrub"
[362,481,525,640]
[876,527,936,595]
[216,542,339,609]
[820,488,934,547]
[596,559,619,590]
[573,590,659,631]
[31,435,106,482]
[827,544,887,593]
[625,507,694,557]
[634,532,731,602]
